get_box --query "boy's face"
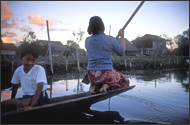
[20,53,37,73]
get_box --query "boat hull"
[1,85,135,123]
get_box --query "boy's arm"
[30,82,44,107]
[17,82,44,110]
[11,84,19,99]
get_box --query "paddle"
[82,74,90,84]
[115,1,145,40]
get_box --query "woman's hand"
[118,29,125,50]
[118,29,124,38]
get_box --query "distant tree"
[17,31,46,56]
[66,29,85,55]
[66,40,79,55]
[73,29,85,44]
[160,34,175,51]
[29,31,36,42]
[165,48,173,55]
[72,29,85,72]
[173,28,189,56]
[73,29,85,56]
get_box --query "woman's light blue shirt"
[85,31,125,71]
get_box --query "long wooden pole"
[76,44,80,72]
[116,1,145,40]
[46,20,54,74]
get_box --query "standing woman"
[85,16,130,94]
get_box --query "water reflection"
[45,74,89,98]
[128,70,189,92]
[47,77,53,98]
[73,75,85,93]
[117,94,177,124]
[1,70,189,100]
[174,70,189,92]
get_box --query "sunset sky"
[1,1,189,50]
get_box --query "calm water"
[1,70,189,124]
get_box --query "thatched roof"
[1,39,17,50]
[78,48,86,53]
[38,40,70,51]
[131,34,166,44]
[117,38,138,52]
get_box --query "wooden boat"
[2,85,135,123]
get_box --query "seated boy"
[1,43,49,112]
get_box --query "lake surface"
[1,70,189,124]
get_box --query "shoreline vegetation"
[1,55,189,87]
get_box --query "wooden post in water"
[155,79,156,88]
[169,58,170,66]
[125,59,127,69]
[130,61,132,68]
[154,50,157,69]
[12,61,14,73]
[66,58,68,71]
[50,80,52,98]
[66,80,68,91]
[46,20,53,74]
[76,45,80,72]
[160,63,162,67]
[77,74,80,94]
[47,78,53,98]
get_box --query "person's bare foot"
[89,84,97,93]
[100,84,110,92]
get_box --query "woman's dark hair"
[20,43,39,58]
[87,16,105,35]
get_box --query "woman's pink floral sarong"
[87,69,129,90]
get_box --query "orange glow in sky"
[1,37,12,43]
[29,13,52,26]
[1,1,13,21]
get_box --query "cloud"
[1,16,23,30]
[48,27,72,32]
[28,12,63,27]
[39,26,45,31]
[1,22,16,29]
[15,25,32,32]
[1,37,12,43]
[28,12,72,33]
[20,25,32,32]
[29,13,52,26]
[1,1,13,21]
[1,31,17,37]
[53,19,63,25]
[49,27,57,31]
[21,19,24,22]
[59,28,72,31]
